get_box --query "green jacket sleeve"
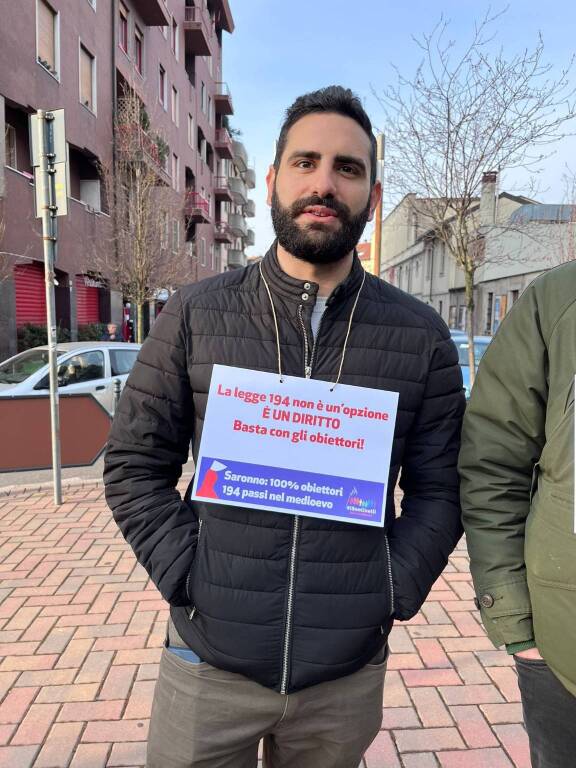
[459,284,547,648]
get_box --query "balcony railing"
[244,228,255,247]
[214,221,233,243]
[215,82,233,115]
[132,0,170,25]
[244,198,255,217]
[232,140,248,172]
[243,167,256,189]
[227,248,246,269]
[215,128,233,159]
[115,123,171,185]
[214,176,233,202]
[228,176,247,205]
[184,190,210,222]
[183,5,212,56]
[229,213,247,238]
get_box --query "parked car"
[0,342,141,415]
[453,335,492,398]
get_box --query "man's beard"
[271,188,371,265]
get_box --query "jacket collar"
[260,240,365,306]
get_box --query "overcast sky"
[223,1,576,257]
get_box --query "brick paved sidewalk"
[0,482,530,768]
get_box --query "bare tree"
[375,10,576,382]
[0,199,32,284]
[95,85,193,343]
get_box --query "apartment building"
[0,0,254,360]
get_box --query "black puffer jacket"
[104,245,464,693]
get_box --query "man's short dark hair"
[274,85,377,186]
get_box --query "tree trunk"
[136,301,144,344]
[464,266,476,388]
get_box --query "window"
[438,300,443,319]
[58,351,105,385]
[210,243,215,270]
[200,237,206,266]
[79,44,95,112]
[201,82,206,113]
[485,292,493,334]
[5,124,17,169]
[208,96,212,126]
[439,244,446,276]
[187,114,194,147]
[172,153,179,191]
[159,65,167,108]
[172,219,180,252]
[110,349,138,376]
[37,0,58,76]
[425,248,432,280]
[171,17,178,58]
[511,289,519,305]
[119,2,129,54]
[171,86,179,125]
[134,25,143,74]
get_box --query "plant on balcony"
[155,136,170,166]
[140,107,151,132]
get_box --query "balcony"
[132,0,170,25]
[215,82,233,115]
[228,249,246,269]
[214,176,233,203]
[184,190,210,223]
[183,6,212,56]
[244,198,255,217]
[214,221,233,244]
[228,176,247,205]
[229,213,247,238]
[243,167,256,189]
[233,140,248,172]
[215,128,234,160]
[115,122,171,186]
[244,228,255,247]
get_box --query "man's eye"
[296,160,313,169]
[340,165,358,175]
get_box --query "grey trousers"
[146,619,387,768]
[516,655,576,768]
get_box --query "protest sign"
[191,365,398,526]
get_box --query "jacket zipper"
[280,303,325,693]
[187,518,204,620]
[383,533,395,618]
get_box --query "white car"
[0,342,141,415]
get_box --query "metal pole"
[373,134,385,279]
[37,110,62,506]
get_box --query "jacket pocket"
[185,518,204,605]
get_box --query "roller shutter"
[76,275,101,324]
[14,263,46,326]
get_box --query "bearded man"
[104,86,464,768]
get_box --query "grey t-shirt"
[311,297,329,340]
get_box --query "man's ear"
[266,165,276,207]
[367,181,382,222]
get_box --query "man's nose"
[310,166,338,199]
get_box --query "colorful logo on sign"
[197,460,227,499]
[346,487,377,516]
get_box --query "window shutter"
[38,0,56,70]
[80,47,93,109]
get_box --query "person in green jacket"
[459,261,576,768]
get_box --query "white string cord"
[259,262,366,390]
[330,270,366,391]
[259,262,284,383]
